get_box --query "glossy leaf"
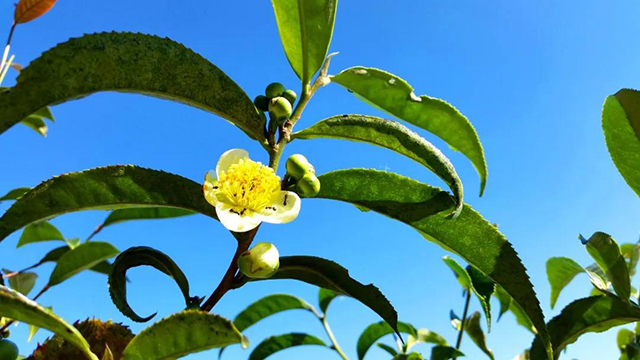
[584,232,630,300]
[293,114,464,216]
[0,187,29,202]
[331,68,487,195]
[109,246,195,323]
[316,169,550,355]
[465,312,494,360]
[17,221,65,248]
[271,0,337,85]
[0,165,218,242]
[122,310,247,360]
[357,321,419,360]
[0,285,98,360]
[249,333,327,360]
[318,288,340,314]
[14,0,57,23]
[431,346,465,360]
[530,295,640,359]
[20,115,48,136]
[0,32,265,142]
[49,241,119,286]
[546,257,585,309]
[442,256,472,289]
[602,89,640,197]
[466,265,495,330]
[89,208,194,239]
[234,294,313,333]
[5,271,37,296]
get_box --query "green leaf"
[234,294,313,333]
[271,0,338,85]
[493,283,511,321]
[464,312,494,360]
[24,245,112,276]
[17,221,65,248]
[0,165,218,242]
[315,169,551,356]
[331,68,487,195]
[466,265,495,331]
[394,353,425,360]
[618,328,635,350]
[431,346,465,360]
[442,256,472,290]
[0,285,98,360]
[238,255,399,339]
[621,242,640,277]
[122,310,247,360]
[602,89,640,197]
[5,271,37,296]
[530,295,640,359]
[356,321,419,360]
[584,232,630,301]
[318,288,340,314]
[49,241,119,286]
[249,333,327,360]
[89,208,195,239]
[293,115,464,217]
[376,342,398,356]
[109,246,195,323]
[546,257,585,309]
[0,32,265,142]
[0,187,29,202]
[450,310,462,331]
[20,115,48,137]
[405,328,448,353]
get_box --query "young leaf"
[271,0,338,85]
[122,310,247,360]
[584,232,630,301]
[546,257,585,309]
[0,32,266,142]
[14,0,57,24]
[621,242,640,277]
[530,294,640,359]
[377,342,398,356]
[442,256,472,290]
[0,187,29,202]
[20,115,48,137]
[293,115,464,217]
[602,89,640,197]
[89,208,195,239]
[405,328,448,353]
[316,169,551,356]
[618,328,635,350]
[237,255,400,339]
[450,311,462,331]
[0,285,98,360]
[331,68,487,195]
[49,241,119,286]
[0,165,218,242]
[109,246,195,323]
[394,353,425,360]
[249,333,327,360]
[466,265,495,331]
[318,288,340,314]
[465,312,494,360]
[5,271,37,296]
[17,221,65,248]
[233,294,313,333]
[430,346,465,360]
[356,321,419,360]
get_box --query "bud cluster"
[254,82,297,141]
[285,154,321,197]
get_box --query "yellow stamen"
[215,159,280,211]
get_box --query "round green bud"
[295,173,321,197]
[282,89,297,105]
[286,154,315,180]
[0,339,19,360]
[238,242,280,279]
[254,95,270,112]
[265,82,285,98]
[269,97,292,120]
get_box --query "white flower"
[203,149,301,232]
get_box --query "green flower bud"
[0,339,18,360]
[282,89,297,105]
[295,173,321,197]
[254,95,270,112]
[286,154,315,180]
[238,242,280,279]
[269,97,292,120]
[265,82,285,98]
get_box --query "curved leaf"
[237,255,399,339]
[546,257,585,309]
[271,0,337,85]
[493,284,511,321]
[618,328,635,350]
[89,208,194,239]
[0,285,98,360]
[530,295,640,359]
[49,241,119,286]
[443,256,472,290]
[602,89,640,197]
[249,333,327,360]
[0,187,29,202]
[431,346,465,360]
[465,312,494,360]
[0,32,265,141]
[293,114,464,216]
[20,115,48,136]
[331,67,487,195]
[0,165,218,242]
[357,321,418,360]
[122,310,247,360]
[405,328,448,353]
[316,169,551,356]
[14,0,57,24]
[377,342,398,356]
[109,246,195,323]
[318,288,340,315]
[467,265,495,331]
[394,353,424,360]
[584,232,630,300]
[234,294,313,332]
[17,221,65,248]
[4,270,37,296]
[495,284,536,335]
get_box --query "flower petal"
[261,191,301,224]
[216,203,263,232]
[203,170,219,206]
[216,149,249,177]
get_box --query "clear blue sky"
[2,1,640,359]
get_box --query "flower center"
[216,159,280,211]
